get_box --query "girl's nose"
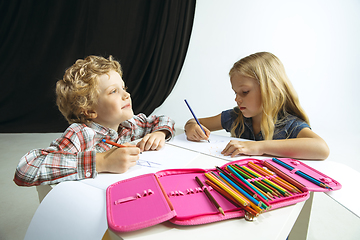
[235,94,242,103]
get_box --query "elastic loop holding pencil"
[290,160,301,165]
[319,177,332,184]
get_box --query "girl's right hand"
[184,120,210,141]
[95,143,140,173]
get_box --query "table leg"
[288,191,314,240]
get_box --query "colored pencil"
[226,165,269,201]
[184,99,210,143]
[220,167,271,207]
[219,172,269,210]
[205,179,242,208]
[241,166,290,197]
[232,165,278,196]
[231,165,279,197]
[205,180,260,217]
[195,176,225,216]
[216,175,264,214]
[236,166,280,196]
[263,161,306,191]
[216,166,257,198]
[272,158,332,190]
[247,162,301,193]
[205,172,249,206]
[102,139,129,148]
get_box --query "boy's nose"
[123,91,130,99]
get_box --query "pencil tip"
[219,207,225,216]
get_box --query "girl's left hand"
[221,140,264,157]
[136,131,167,151]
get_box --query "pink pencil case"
[106,158,341,232]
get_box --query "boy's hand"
[96,143,140,173]
[136,131,167,151]
[184,121,210,141]
[221,140,264,157]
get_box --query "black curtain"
[0,0,196,133]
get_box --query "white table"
[26,130,355,240]
[24,144,312,240]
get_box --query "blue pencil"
[218,172,264,209]
[226,165,269,201]
[272,158,332,190]
[184,99,210,143]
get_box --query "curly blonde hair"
[229,52,309,140]
[56,55,122,124]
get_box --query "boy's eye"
[242,91,249,95]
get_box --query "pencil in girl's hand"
[195,176,225,216]
[184,99,210,143]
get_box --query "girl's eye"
[110,89,117,94]
[123,86,128,91]
[242,91,249,95]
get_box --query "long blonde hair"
[229,52,309,140]
[56,55,122,124]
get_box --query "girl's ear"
[83,109,98,119]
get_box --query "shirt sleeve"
[273,115,311,139]
[286,118,311,139]
[13,126,97,186]
[120,113,175,142]
[221,109,237,132]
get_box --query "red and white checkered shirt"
[14,114,175,186]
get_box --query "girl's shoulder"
[274,113,310,139]
[277,113,309,127]
[222,107,239,119]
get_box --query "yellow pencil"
[205,172,249,206]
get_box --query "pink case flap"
[106,173,176,232]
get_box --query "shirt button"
[85,171,91,178]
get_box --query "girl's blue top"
[221,108,310,141]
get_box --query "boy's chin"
[123,111,134,121]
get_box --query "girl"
[184,52,329,160]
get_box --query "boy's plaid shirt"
[14,114,175,186]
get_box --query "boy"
[14,55,175,186]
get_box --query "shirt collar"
[86,121,118,139]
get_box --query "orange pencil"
[248,162,301,193]
[102,139,128,148]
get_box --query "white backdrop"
[152,0,360,171]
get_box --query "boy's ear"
[83,109,98,119]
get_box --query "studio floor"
[1,133,359,240]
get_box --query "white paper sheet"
[81,143,200,190]
[167,133,251,161]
